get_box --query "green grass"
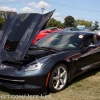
[0,68,100,100]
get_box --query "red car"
[32,27,59,44]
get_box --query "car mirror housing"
[88,44,97,48]
[81,44,97,53]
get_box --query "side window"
[82,35,94,47]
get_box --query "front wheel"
[49,63,68,92]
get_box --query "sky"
[0,0,100,25]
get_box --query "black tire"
[49,63,68,92]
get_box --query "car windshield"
[35,32,83,50]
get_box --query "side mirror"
[88,44,97,48]
[81,44,97,53]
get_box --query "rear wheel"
[49,63,68,92]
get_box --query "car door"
[74,34,100,70]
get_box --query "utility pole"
[41,0,45,14]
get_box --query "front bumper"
[0,68,50,93]
[0,81,47,93]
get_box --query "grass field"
[0,68,100,100]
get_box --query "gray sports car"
[0,10,99,94]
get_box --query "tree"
[94,21,99,29]
[64,16,75,27]
[75,20,92,28]
[0,11,17,30]
[46,18,64,28]
[0,11,17,20]
[0,16,5,29]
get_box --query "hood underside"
[0,10,55,61]
[2,49,53,66]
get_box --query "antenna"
[41,0,45,14]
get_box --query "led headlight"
[25,62,43,71]
[25,57,51,71]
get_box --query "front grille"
[0,75,25,85]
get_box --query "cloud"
[20,7,39,13]
[52,12,63,22]
[53,16,63,22]
[41,11,63,22]
[53,12,61,17]
[0,6,17,12]
[73,16,80,20]
[42,10,49,14]
[28,1,50,8]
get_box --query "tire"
[49,63,68,92]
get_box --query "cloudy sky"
[0,0,100,24]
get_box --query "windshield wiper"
[30,45,59,52]
[39,47,59,52]
[30,44,38,49]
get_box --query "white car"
[94,28,100,36]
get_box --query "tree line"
[46,16,99,29]
[0,11,99,29]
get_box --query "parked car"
[63,27,80,31]
[90,26,98,31]
[0,10,100,94]
[32,27,59,44]
[94,27,100,36]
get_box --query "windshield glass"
[36,32,83,50]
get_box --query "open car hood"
[0,10,55,61]
[0,12,16,41]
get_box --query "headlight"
[25,62,43,71]
[25,58,51,71]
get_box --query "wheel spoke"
[60,71,67,78]
[53,76,59,80]
[55,80,60,89]
[60,79,64,85]
[58,68,60,75]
